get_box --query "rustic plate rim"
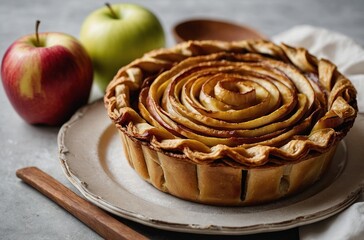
[58,100,364,235]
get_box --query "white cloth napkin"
[273,25,364,240]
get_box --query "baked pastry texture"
[104,40,357,206]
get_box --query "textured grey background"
[1,0,364,239]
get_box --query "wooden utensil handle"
[16,166,149,240]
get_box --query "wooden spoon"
[173,19,267,43]
[16,167,148,240]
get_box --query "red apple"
[1,21,93,126]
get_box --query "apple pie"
[104,40,357,206]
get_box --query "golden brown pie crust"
[104,40,357,206]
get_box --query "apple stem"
[105,3,118,19]
[35,20,41,47]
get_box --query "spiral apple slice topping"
[105,40,357,167]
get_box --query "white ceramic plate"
[58,100,364,235]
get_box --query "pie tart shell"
[105,40,357,206]
[119,129,337,206]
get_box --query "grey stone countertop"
[1,0,363,239]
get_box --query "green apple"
[80,3,165,91]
